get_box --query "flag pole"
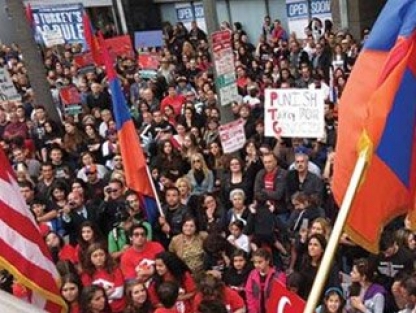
[303,148,369,313]
[144,164,165,218]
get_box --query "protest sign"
[264,89,325,138]
[0,68,21,101]
[60,86,82,115]
[32,3,85,48]
[105,35,134,59]
[42,29,65,47]
[73,52,95,74]
[134,30,164,49]
[212,30,239,106]
[219,119,246,154]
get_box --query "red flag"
[82,12,102,65]
[25,4,34,27]
[0,148,66,312]
[266,279,305,313]
[332,0,416,253]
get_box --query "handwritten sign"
[219,119,246,154]
[264,89,325,138]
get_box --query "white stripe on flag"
[0,173,39,227]
[0,219,58,279]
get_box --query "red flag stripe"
[0,201,52,259]
[0,243,63,304]
[0,218,58,279]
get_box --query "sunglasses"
[86,171,96,175]
[193,159,201,163]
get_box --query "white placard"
[0,68,21,101]
[42,29,65,47]
[219,119,246,154]
[264,89,325,138]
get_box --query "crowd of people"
[0,12,416,313]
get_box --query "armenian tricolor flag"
[332,0,416,253]
[99,36,160,225]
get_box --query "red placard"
[105,35,134,59]
[266,279,305,313]
[60,86,81,105]
[138,53,160,70]
[73,52,94,68]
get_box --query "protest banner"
[264,89,325,138]
[60,86,82,115]
[0,68,21,101]
[32,3,85,48]
[105,35,134,59]
[219,119,246,154]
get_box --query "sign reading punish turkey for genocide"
[264,89,325,138]
[32,3,85,48]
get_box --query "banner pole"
[303,148,369,313]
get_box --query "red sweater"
[81,267,126,313]
[120,242,164,280]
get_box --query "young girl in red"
[81,242,125,313]
[148,251,196,313]
[246,248,286,313]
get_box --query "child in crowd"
[155,281,180,313]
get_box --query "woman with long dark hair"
[148,251,196,313]
[79,285,112,313]
[299,234,340,300]
[61,273,83,313]
[81,242,125,313]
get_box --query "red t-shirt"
[264,169,276,192]
[81,267,126,313]
[193,286,245,313]
[160,95,186,116]
[148,271,196,313]
[59,244,78,265]
[120,241,164,280]
[154,308,179,313]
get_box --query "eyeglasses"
[230,162,240,166]
[132,232,146,237]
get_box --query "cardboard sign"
[219,119,246,154]
[0,68,21,101]
[264,89,325,138]
[60,86,82,115]
[105,35,134,59]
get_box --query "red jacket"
[245,268,286,313]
